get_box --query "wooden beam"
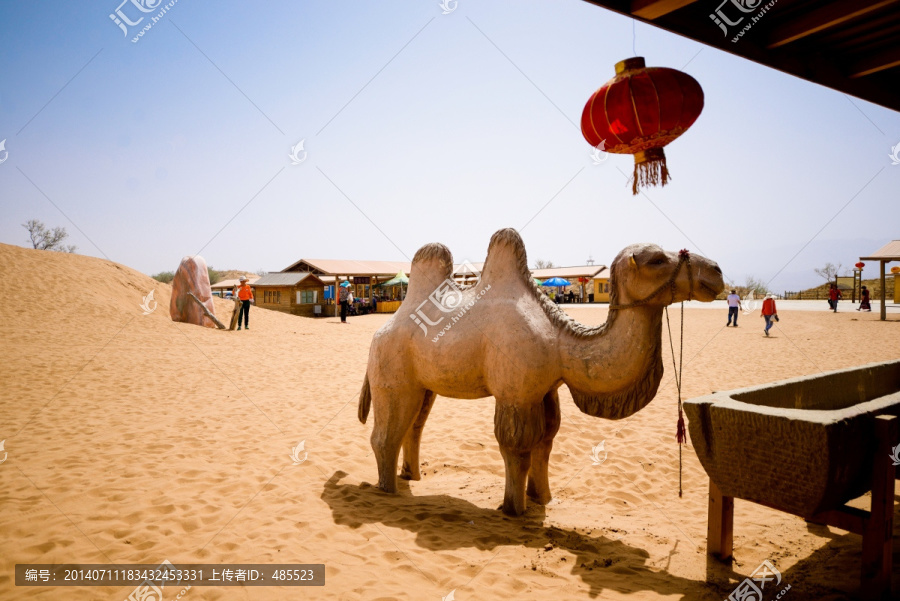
[187,292,227,329]
[881,261,887,320]
[808,506,867,535]
[631,0,697,20]
[767,0,898,49]
[860,414,896,598]
[580,0,900,112]
[707,480,734,559]
[849,45,900,77]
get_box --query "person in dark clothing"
[858,285,871,312]
[339,283,349,323]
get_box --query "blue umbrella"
[541,277,571,287]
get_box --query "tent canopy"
[378,271,409,287]
[542,277,571,287]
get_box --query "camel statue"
[358,228,724,516]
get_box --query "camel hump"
[408,242,453,297]
[482,228,530,287]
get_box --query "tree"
[151,271,175,284]
[744,276,769,295]
[255,268,269,277]
[23,219,76,252]
[534,259,555,269]
[152,266,221,284]
[814,262,842,282]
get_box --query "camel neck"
[559,305,664,412]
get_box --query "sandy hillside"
[1,242,899,601]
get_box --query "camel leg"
[527,389,561,505]
[400,390,436,480]
[494,400,545,516]
[370,386,425,494]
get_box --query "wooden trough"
[684,359,900,599]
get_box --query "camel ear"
[630,254,637,267]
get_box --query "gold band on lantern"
[615,57,646,74]
[634,147,666,165]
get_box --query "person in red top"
[236,276,254,330]
[828,283,842,312]
[761,294,778,336]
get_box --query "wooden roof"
[253,272,326,287]
[860,240,900,261]
[282,258,613,279]
[211,277,258,290]
[282,258,412,277]
[532,265,607,279]
[582,0,900,112]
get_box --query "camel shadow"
[321,471,725,599]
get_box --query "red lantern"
[855,262,865,269]
[582,57,704,195]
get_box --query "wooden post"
[229,296,241,330]
[860,414,896,599]
[707,479,734,559]
[880,261,886,321]
[335,275,341,318]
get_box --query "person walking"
[726,289,742,327]
[828,283,842,312]
[858,285,871,312]
[761,294,778,336]
[339,283,350,323]
[236,276,254,330]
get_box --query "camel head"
[609,244,724,308]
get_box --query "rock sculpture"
[169,255,220,329]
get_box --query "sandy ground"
[1,242,899,601]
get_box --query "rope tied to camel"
[609,248,692,498]
[667,250,690,498]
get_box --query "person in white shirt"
[726,289,742,327]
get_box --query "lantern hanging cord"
[665,302,686,498]
[632,20,636,55]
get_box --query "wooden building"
[860,240,900,321]
[592,267,612,303]
[252,272,327,317]
[532,265,606,301]
[211,277,258,298]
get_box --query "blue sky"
[1,0,898,291]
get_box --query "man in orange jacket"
[236,276,254,330]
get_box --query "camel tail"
[358,373,372,424]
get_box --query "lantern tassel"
[632,148,670,195]
[631,148,669,195]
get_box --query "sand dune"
[1,242,898,600]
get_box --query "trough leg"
[708,479,734,560]
[861,415,897,600]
